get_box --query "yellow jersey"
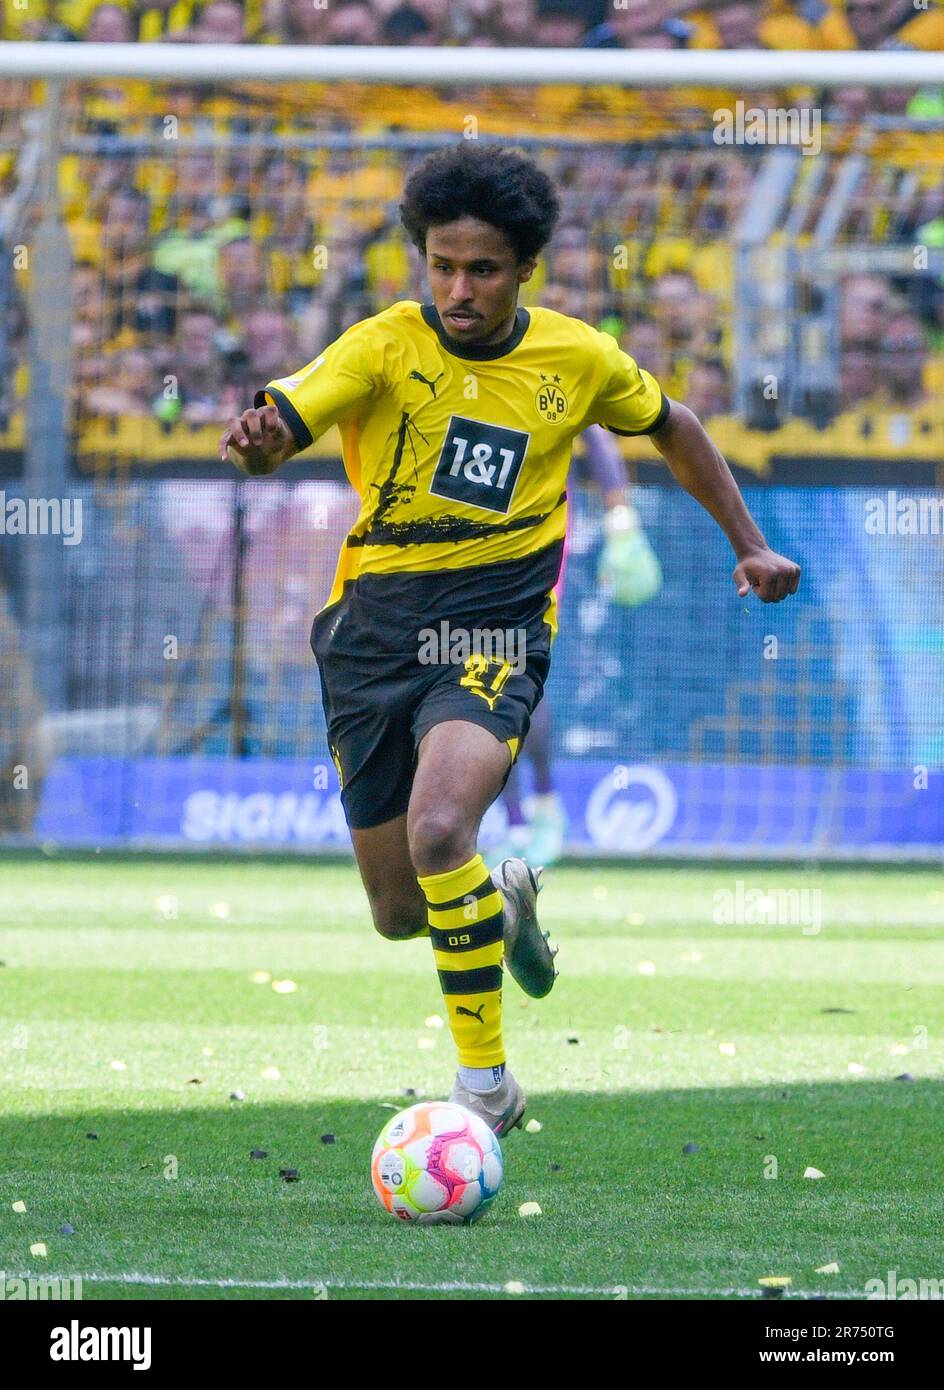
[256,300,667,630]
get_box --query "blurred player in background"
[490,423,662,868]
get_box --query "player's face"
[425,217,535,345]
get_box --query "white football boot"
[492,857,558,999]
[449,1067,526,1137]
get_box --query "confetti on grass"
[804,1166,825,1179]
[815,1262,840,1275]
[11,1200,26,1213]
[518,1202,542,1218]
[504,1280,526,1295]
[30,1244,47,1258]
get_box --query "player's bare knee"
[408,808,473,877]
[371,902,427,941]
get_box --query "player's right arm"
[220,320,382,477]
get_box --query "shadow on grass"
[1,1080,942,1300]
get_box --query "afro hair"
[399,143,560,264]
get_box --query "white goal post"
[0,41,941,86]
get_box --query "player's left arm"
[650,399,801,604]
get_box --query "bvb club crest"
[535,373,568,423]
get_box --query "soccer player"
[220,144,800,1135]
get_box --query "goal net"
[0,47,941,858]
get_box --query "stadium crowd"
[2,134,942,451]
[2,129,936,447]
[0,1,942,452]
[3,0,944,52]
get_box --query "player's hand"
[733,548,801,603]
[220,406,294,475]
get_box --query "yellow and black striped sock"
[417,854,505,1070]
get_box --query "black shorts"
[310,584,554,832]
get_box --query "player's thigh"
[408,618,552,854]
[314,618,419,848]
[349,813,427,939]
[407,720,513,870]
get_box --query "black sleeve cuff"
[254,387,313,451]
[604,390,671,437]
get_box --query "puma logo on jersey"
[456,1004,486,1024]
[409,369,444,398]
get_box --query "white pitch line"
[7,1270,863,1298]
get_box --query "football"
[370,1101,504,1224]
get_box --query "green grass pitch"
[1,856,941,1301]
